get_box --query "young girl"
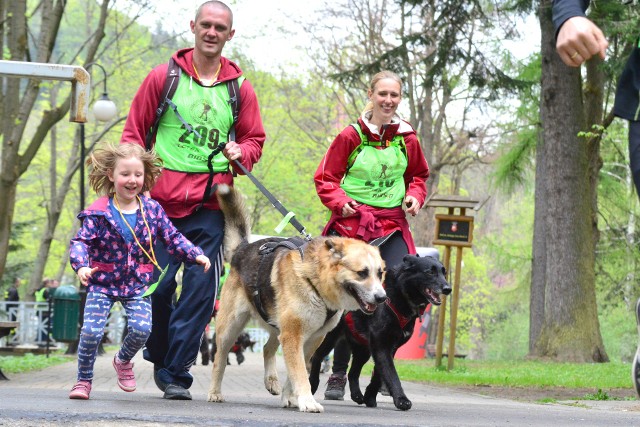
[68,142,211,400]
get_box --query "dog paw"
[351,391,365,405]
[207,392,224,403]
[264,375,281,395]
[364,396,377,408]
[394,396,412,411]
[297,394,324,413]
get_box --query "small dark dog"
[211,332,256,365]
[309,254,451,411]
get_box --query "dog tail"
[216,184,251,261]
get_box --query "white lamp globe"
[93,94,117,122]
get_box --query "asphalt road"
[1,350,639,426]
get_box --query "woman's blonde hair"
[86,142,163,196]
[362,70,403,116]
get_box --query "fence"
[0,301,270,353]
[0,301,126,348]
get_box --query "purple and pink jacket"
[69,195,203,298]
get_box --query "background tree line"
[1,0,639,365]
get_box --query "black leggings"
[629,121,640,203]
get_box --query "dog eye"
[378,268,384,280]
[357,268,369,279]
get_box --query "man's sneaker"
[69,380,91,400]
[153,365,169,392]
[324,372,347,400]
[164,383,192,400]
[113,355,136,392]
[633,297,640,398]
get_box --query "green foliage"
[0,353,71,374]
[582,388,611,401]
[598,302,637,363]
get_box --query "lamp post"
[79,62,117,212]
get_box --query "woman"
[314,70,429,399]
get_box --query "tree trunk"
[531,0,608,362]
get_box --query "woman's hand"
[341,201,360,217]
[196,255,211,273]
[405,195,420,216]
[77,266,98,286]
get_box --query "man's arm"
[553,0,608,67]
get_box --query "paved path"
[1,349,640,426]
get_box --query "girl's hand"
[341,201,359,217]
[405,195,420,216]
[196,255,211,273]
[77,266,99,286]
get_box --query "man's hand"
[556,16,608,67]
[223,141,243,162]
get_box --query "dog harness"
[251,237,337,328]
[344,298,426,346]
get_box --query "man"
[121,1,265,400]
[552,0,640,398]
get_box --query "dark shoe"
[324,372,347,400]
[164,383,192,400]
[153,365,168,392]
[633,298,640,398]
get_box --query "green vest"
[155,74,244,173]
[341,124,408,208]
[34,288,47,302]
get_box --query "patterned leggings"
[76,291,152,382]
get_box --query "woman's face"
[368,78,401,125]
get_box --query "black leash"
[202,142,312,241]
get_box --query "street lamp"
[79,62,117,211]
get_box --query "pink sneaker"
[113,355,136,392]
[69,380,91,399]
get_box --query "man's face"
[190,5,235,59]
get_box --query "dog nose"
[442,284,452,296]
[375,291,387,304]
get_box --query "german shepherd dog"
[308,254,451,411]
[207,185,387,412]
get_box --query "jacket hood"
[358,112,416,142]
[172,48,243,84]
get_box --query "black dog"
[309,255,451,411]
[211,332,256,365]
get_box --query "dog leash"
[211,142,312,241]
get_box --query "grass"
[390,358,631,389]
[0,351,72,374]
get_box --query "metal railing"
[0,301,125,348]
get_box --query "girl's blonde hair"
[86,142,163,196]
[361,70,403,115]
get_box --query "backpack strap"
[345,122,407,172]
[226,77,241,142]
[145,58,181,151]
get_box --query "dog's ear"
[325,238,344,260]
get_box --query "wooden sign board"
[433,214,474,247]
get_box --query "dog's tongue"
[426,289,442,305]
